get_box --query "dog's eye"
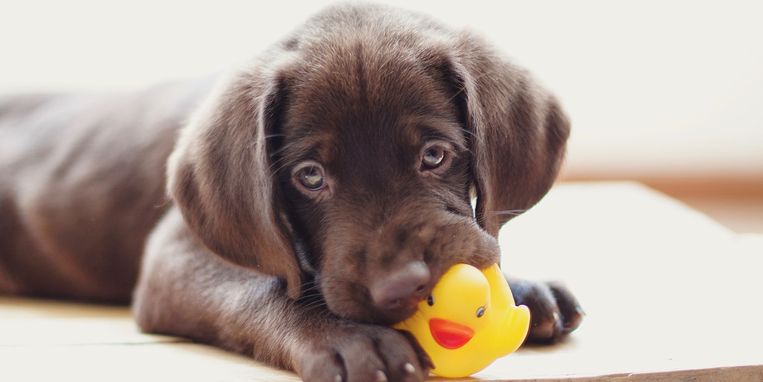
[422,147,445,168]
[419,141,453,173]
[293,162,326,191]
[297,166,324,190]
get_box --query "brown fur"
[1,4,581,381]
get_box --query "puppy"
[0,4,582,381]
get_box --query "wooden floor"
[566,176,763,234]
[672,195,763,234]
[2,182,762,381]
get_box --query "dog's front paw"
[509,279,584,343]
[296,323,431,382]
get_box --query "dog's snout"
[370,261,430,311]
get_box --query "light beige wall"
[2,0,761,178]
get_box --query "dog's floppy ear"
[444,32,571,237]
[166,58,303,298]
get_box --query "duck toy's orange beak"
[428,318,474,349]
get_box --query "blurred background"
[2,0,761,232]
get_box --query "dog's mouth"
[428,318,474,349]
[317,273,429,324]
[371,299,421,325]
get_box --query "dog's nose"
[370,261,431,311]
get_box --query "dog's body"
[0,81,210,301]
[1,4,581,381]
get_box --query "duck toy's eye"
[427,295,435,306]
[476,306,486,318]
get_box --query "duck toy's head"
[394,263,531,378]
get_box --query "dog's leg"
[507,277,584,343]
[133,209,431,382]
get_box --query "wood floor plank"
[2,183,761,381]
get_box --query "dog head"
[167,5,569,324]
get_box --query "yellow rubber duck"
[394,263,531,378]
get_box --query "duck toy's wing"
[482,264,531,357]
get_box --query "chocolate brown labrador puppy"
[0,4,582,381]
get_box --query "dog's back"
[0,80,211,302]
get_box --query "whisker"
[267,156,292,176]
[267,146,290,160]
[446,84,466,104]
[487,209,527,216]
[300,301,330,315]
[459,127,476,139]
[297,292,324,302]
[458,146,475,157]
